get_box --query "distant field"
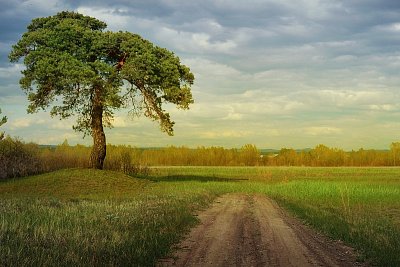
[1,167,399,266]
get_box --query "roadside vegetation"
[1,166,399,266]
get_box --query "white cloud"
[200,130,251,139]
[316,90,386,107]
[49,119,75,130]
[34,132,80,145]
[111,115,141,128]
[0,64,24,78]
[9,118,33,128]
[111,116,128,128]
[230,90,306,115]
[304,126,342,136]
[156,27,237,54]
[222,111,243,121]
[76,7,130,30]
[374,23,400,32]
[333,55,357,62]
[391,23,400,31]
[316,40,357,48]
[183,58,242,78]
[76,7,237,54]
[369,104,398,111]
[8,116,65,130]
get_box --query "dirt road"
[159,194,368,267]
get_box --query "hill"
[0,168,149,199]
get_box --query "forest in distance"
[2,135,400,179]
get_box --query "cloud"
[158,28,237,54]
[184,58,242,79]
[34,132,80,145]
[200,130,251,139]
[49,119,75,130]
[368,104,398,111]
[0,64,23,78]
[76,7,130,31]
[304,126,343,136]
[2,0,400,149]
[222,109,243,121]
[75,6,238,55]
[313,90,396,108]
[111,116,128,128]
[9,118,33,129]
[230,91,306,115]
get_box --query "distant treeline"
[2,136,400,179]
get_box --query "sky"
[1,0,400,150]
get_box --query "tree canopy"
[9,11,194,169]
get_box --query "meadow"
[1,166,399,266]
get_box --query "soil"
[158,194,369,267]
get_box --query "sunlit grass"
[0,168,149,199]
[1,167,400,266]
[151,166,400,266]
[260,180,400,266]
[0,169,226,266]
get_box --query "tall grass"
[1,167,399,266]
[1,196,215,266]
[260,180,400,266]
[0,169,227,266]
[152,167,400,266]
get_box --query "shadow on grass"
[145,175,248,183]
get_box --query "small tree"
[240,144,259,166]
[9,11,194,169]
[390,142,400,166]
[0,108,7,140]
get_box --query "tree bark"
[89,86,106,169]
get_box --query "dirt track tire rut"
[159,194,368,267]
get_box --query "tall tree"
[9,11,194,169]
[0,108,6,140]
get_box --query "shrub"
[0,136,42,179]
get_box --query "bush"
[104,145,150,176]
[0,136,42,179]
[0,137,150,179]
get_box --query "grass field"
[1,167,399,266]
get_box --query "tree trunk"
[89,86,106,169]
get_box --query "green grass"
[0,168,150,199]
[1,167,400,266]
[0,169,227,266]
[150,166,400,266]
[257,180,400,266]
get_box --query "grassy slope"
[1,167,400,266]
[0,169,225,266]
[0,168,149,199]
